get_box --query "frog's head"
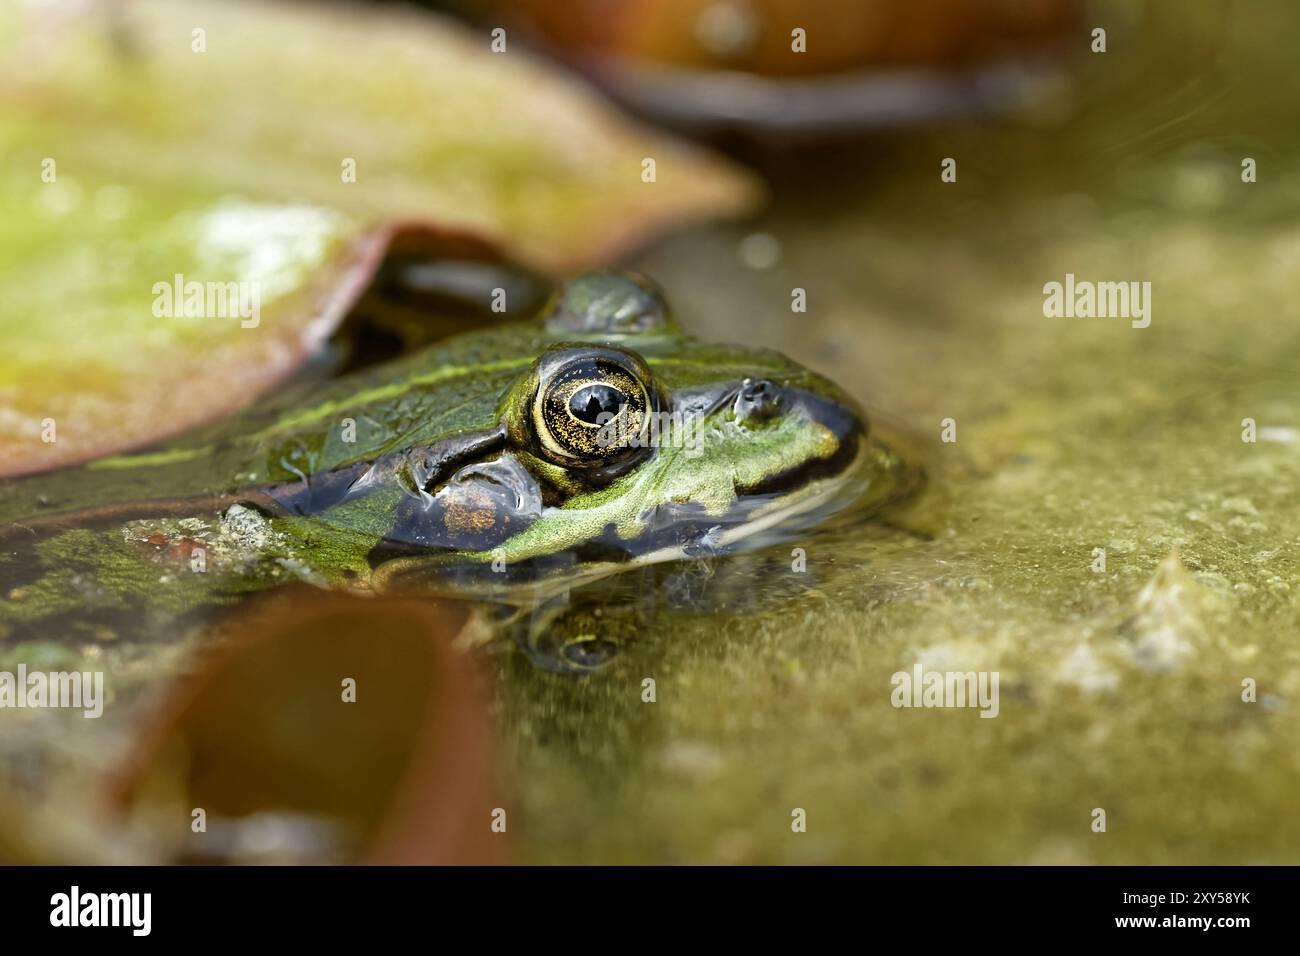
[350,272,901,597]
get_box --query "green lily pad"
[0,0,759,476]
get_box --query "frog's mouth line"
[734,414,862,500]
[634,437,873,561]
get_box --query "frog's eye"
[532,351,655,466]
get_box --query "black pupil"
[569,383,624,425]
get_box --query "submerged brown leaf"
[107,591,505,865]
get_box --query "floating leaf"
[0,0,761,475]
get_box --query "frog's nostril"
[735,378,783,423]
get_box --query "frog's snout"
[797,385,867,448]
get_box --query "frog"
[0,271,917,671]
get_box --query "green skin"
[0,272,913,669]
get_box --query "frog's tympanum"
[0,272,914,670]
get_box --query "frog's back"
[0,321,550,527]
